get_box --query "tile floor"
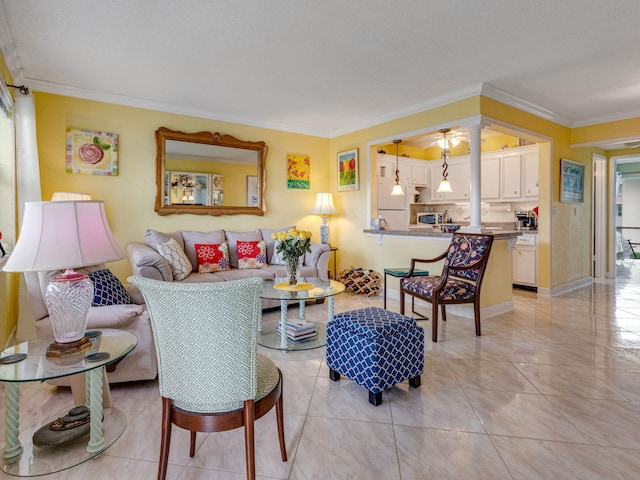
[3,262,640,479]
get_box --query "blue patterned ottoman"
[326,307,424,406]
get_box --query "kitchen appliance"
[377,176,410,230]
[515,210,538,230]
[418,212,443,226]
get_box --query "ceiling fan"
[623,140,640,148]
[417,128,471,149]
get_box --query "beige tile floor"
[3,262,640,479]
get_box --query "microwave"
[417,213,443,225]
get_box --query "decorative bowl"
[440,224,460,233]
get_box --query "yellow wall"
[33,92,332,280]
[12,88,640,338]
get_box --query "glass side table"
[258,278,345,351]
[0,328,137,477]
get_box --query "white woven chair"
[128,276,286,480]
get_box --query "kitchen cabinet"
[501,153,522,199]
[377,154,429,186]
[378,156,396,178]
[513,234,537,287]
[410,162,429,185]
[429,157,469,201]
[522,151,539,197]
[481,155,501,200]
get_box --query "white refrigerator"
[377,176,409,230]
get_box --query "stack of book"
[277,320,317,342]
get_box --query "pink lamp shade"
[3,201,124,351]
[3,201,124,272]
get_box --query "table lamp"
[311,192,338,244]
[2,201,125,357]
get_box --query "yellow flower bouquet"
[271,229,313,285]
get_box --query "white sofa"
[24,265,157,385]
[127,228,331,307]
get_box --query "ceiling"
[2,0,640,145]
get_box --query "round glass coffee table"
[258,278,345,351]
[0,329,137,477]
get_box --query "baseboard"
[546,276,593,296]
[386,288,514,319]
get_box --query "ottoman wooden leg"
[369,391,382,406]
[329,368,341,381]
[409,375,421,388]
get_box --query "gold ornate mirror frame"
[155,127,267,216]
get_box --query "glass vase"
[286,256,303,287]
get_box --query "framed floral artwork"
[560,158,584,203]
[337,148,358,191]
[66,128,119,175]
[287,154,310,189]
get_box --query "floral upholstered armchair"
[399,233,494,342]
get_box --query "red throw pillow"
[237,240,267,269]
[195,243,230,273]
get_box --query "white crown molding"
[480,84,573,127]
[26,78,331,138]
[571,109,640,128]
[329,84,485,138]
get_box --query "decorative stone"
[33,406,91,447]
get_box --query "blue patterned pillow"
[88,269,134,306]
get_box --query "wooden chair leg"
[189,431,196,457]
[276,381,287,462]
[243,400,256,480]
[474,301,482,336]
[441,304,447,322]
[399,290,405,315]
[432,301,439,342]
[158,397,173,480]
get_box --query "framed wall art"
[287,154,310,189]
[560,158,584,203]
[337,148,358,191]
[66,128,119,175]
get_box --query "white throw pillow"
[271,240,286,265]
[157,238,192,281]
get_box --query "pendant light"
[437,128,453,193]
[391,139,404,196]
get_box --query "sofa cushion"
[181,230,225,271]
[157,238,192,281]
[145,229,184,252]
[225,230,262,268]
[259,226,294,263]
[88,268,134,306]
[195,242,230,273]
[237,240,267,269]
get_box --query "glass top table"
[0,328,137,477]
[258,278,345,351]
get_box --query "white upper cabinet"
[481,154,501,200]
[522,150,539,197]
[377,154,429,186]
[501,153,522,199]
[429,157,469,201]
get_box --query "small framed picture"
[560,159,584,203]
[66,128,118,175]
[337,148,359,191]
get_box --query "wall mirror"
[155,127,267,216]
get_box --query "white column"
[464,124,483,233]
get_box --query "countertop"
[364,226,531,240]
